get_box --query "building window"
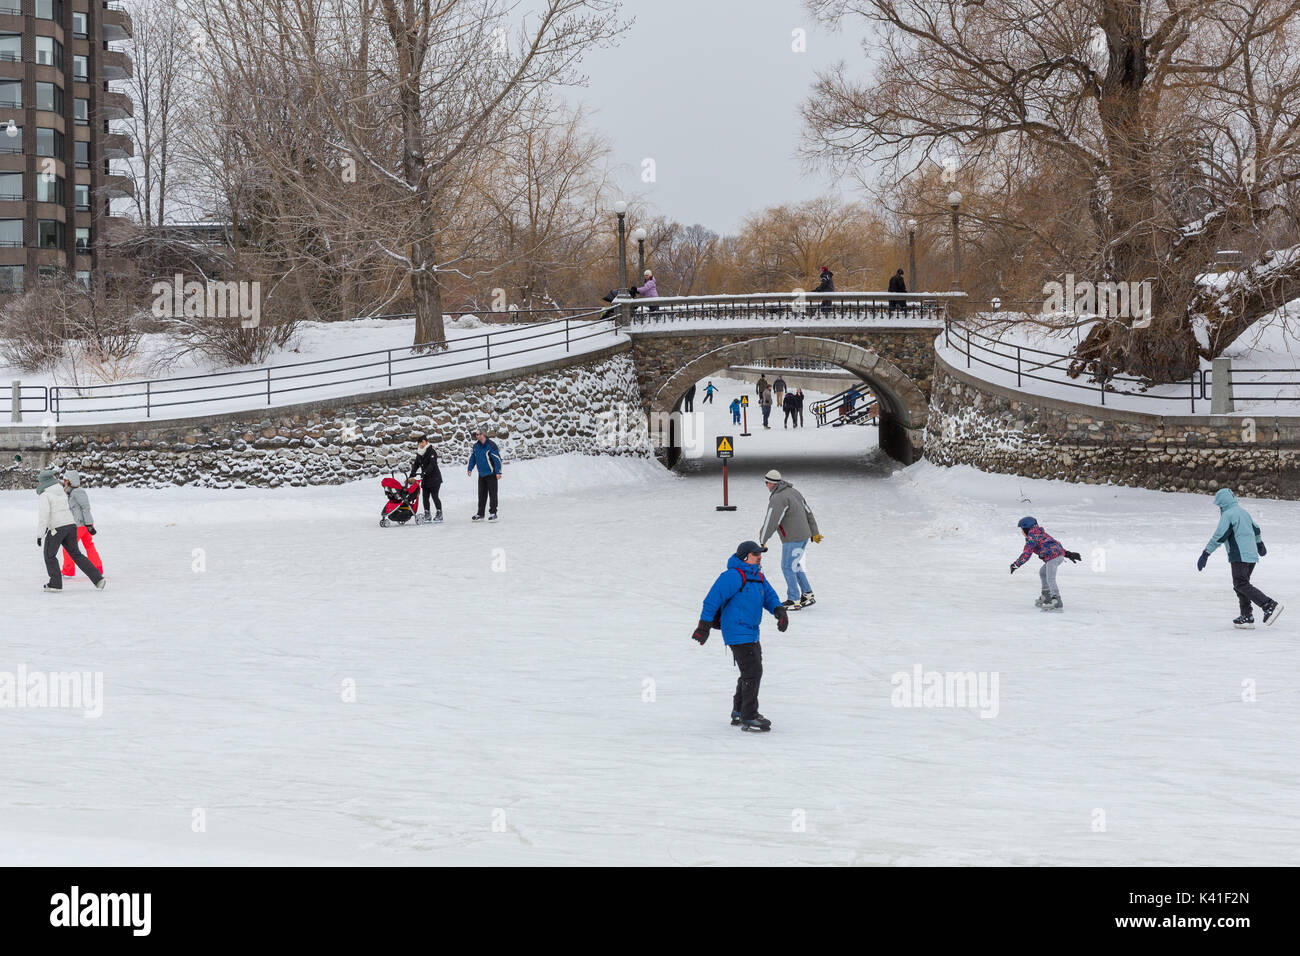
[0,123,20,155]
[39,219,66,250]
[0,33,19,62]
[36,128,64,159]
[36,82,65,114]
[35,0,64,20]
[0,79,19,108]
[75,141,89,168]
[76,270,91,288]
[0,265,22,293]
[0,172,20,201]
[35,37,64,70]
[73,55,89,81]
[75,226,90,253]
[73,11,88,38]
[0,219,22,247]
[75,183,90,211]
[37,175,65,204]
[75,98,89,126]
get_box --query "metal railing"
[8,384,51,416]
[945,320,1206,412]
[46,311,617,422]
[615,291,961,326]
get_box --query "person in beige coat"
[36,468,105,592]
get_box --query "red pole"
[716,459,737,511]
[741,406,750,437]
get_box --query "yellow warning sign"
[716,436,735,458]
[741,395,749,406]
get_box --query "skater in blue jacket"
[728,398,742,425]
[466,428,503,521]
[692,541,788,731]
[1197,488,1284,628]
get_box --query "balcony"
[102,3,133,42]
[102,49,132,81]
[103,131,133,159]
[101,172,133,199]
[99,90,133,120]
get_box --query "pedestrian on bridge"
[634,270,659,313]
[702,381,717,405]
[815,266,834,313]
[758,469,822,609]
[888,268,907,315]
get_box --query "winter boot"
[1041,595,1063,611]
[1233,615,1256,629]
[798,591,816,608]
[1034,591,1051,607]
[740,715,772,732]
[1263,601,1285,627]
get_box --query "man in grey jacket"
[757,469,823,608]
[61,469,103,578]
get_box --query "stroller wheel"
[379,517,391,528]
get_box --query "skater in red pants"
[60,470,103,577]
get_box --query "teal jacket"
[1205,489,1262,563]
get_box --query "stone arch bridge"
[625,325,940,464]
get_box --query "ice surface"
[2,377,1297,865]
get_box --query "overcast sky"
[566,0,872,235]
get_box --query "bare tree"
[805,0,1300,383]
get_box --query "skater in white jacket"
[36,468,105,592]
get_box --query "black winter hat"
[735,540,767,558]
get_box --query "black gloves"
[1009,562,1018,575]
[774,606,789,632]
[1064,551,1081,563]
[1258,542,1267,557]
[36,537,42,547]
[88,525,97,536]
[1197,550,1210,572]
[692,620,710,645]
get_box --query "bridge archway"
[653,335,929,466]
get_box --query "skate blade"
[1266,603,1285,627]
[1234,623,1256,630]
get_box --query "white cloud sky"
[566,0,873,235]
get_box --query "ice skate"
[1263,602,1284,627]
[1234,615,1256,629]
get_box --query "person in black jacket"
[887,268,906,314]
[407,435,443,523]
[814,266,834,313]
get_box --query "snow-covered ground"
[2,376,1297,865]
[947,306,1300,415]
[5,315,620,426]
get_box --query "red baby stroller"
[380,474,422,527]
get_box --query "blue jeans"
[780,540,811,602]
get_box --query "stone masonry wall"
[0,346,649,489]
[925,354,1300,499]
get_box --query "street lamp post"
[614,201,629,324]
[947,192,962,292]
[906,218,918,293]
[632,226,647,280]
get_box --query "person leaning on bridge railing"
[814,266,834,313]
[887,268,907,314]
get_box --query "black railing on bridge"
[613,292,962,326]
[39,311,614,423]
[811,385,877,427]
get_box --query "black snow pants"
[476,475,499,517]
[44,524,102,589]
[1231,561,1272,616]
[422,480,443,516]
[730,641,763,719]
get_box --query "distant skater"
[1010,517,1080,611]
[1197,488,1284,628]
[702,381,716,405]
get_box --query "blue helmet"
[1017,516,1037,530]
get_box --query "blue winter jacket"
[467,439,503,476]
[1205,489,1262,563]
[700,555,783,646]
